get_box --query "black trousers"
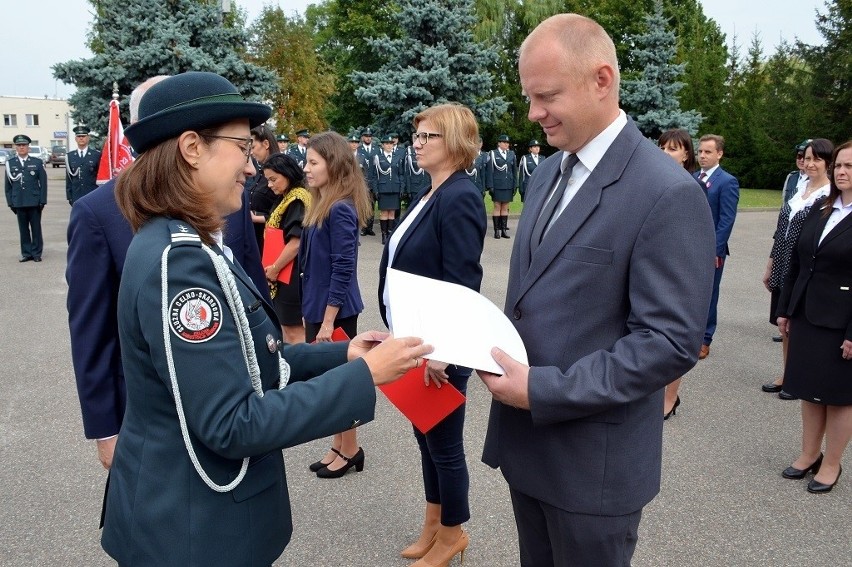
[510,488,642,567]
[15,206,43,259]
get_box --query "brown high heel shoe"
[411,529,468,567]
[401,533,437,559]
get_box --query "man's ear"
[594,63,617,99]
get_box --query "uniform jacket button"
[513,308,521,320]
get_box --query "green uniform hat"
[795,139,812,153]
[528,139,541,147]
[361,127,374,137]
[296,129,310,138]
[125,71,272,154]
[73,125,90,136]
[12,134,32,145]
[276,133,290,142]
[348,134,360,142]
[381,135,394,144]
[497,134,510,142]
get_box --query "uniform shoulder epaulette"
[168,220,202,247]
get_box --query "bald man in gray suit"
[479,14,716,567]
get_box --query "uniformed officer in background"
[369,134,403,244]
[287,129,309,168]
[467,136,488,195]
[66,125,101,205]
[402,143,430,208]
[518,139,542,203]
[485,133,517,239]
[5,134,48,262]
[349,133,368,172]
[276,133,290,153]
[358,128,379,236]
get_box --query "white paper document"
[386,268,528,374]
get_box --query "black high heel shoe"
[316,447,365,479]
[309,448,341,473]
[782,453,823,479]
[663,396,681,421]
[807,466,842,493]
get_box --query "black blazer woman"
[776,140,852,494]
[378,104,486,566]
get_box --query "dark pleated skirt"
[491,187,514,202]
[378,193,400,210]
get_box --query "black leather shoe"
[663,396,681,421]
[782,454,823,479]
[807,467,841,493]
[779,390,796,400]
[762,383,783,393]
[309,448,341,473]
[772,335,783,343]
[316,447,364,479]
[33,257,42,262]
[18,256,33,262]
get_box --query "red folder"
[379,364,466,434]
[261,227,293,284]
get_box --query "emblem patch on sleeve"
[169,288,223,343]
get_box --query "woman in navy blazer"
[777,140,852,494]
[378,104,486,566]
[300,132,375,478]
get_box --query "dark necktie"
[531,153,580,247]
[699,171,707,183]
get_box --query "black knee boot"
[501,216,510,239]
[380,219,389,244]
[493,216,501,239]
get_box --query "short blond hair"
[412,103,479,172]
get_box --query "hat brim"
[126,101,271,153]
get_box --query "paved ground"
[0,167,848,566]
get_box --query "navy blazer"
[778,200,852,339]
[695,166,739,257]
[67,182,268,440]
[378,171,486,327]
[299,200,364,325]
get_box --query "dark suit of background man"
[66,76,270,471]
[478,14,715,567]
[5,134,47,262]
[694,134,740,360]
[66,125,102,204]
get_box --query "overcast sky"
[2,0,827,99]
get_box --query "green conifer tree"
[620,0,702,138]
[53,0,276,134]
[352,0,507,136]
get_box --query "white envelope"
[387,268,528,374]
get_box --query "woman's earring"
[192,161,199,168]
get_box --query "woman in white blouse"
[762,139,833,397]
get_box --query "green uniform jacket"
[101,217,376,566]
[65,147,101,204]
[5,155,47,208]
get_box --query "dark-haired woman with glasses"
[247,123,280,252]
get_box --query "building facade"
[1,96,72,150]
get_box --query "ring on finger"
[415,357,421,367]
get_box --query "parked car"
[28,145,47,163]
[0,149,9,166]
[49,146,67,168]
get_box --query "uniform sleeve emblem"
[169,287,223,342]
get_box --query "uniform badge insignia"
[169,288,222,343]
[266,334,277,353]
[178,225,189,233]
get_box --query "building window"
[3,114,17,127]
[26,114,39,126]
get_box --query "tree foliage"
[52,0,277,135]
[621,0,702,138]
[247,7,333,135]
[352,0,507,137]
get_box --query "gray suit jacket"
[482,120,715,516]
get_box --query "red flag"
[96,98,134,184]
